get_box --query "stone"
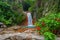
[0,22,6,28]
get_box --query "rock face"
[4,36,23,40]
[0,26,60,40]
[0,32,60,40]
[0,32,44,40]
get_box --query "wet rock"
[4,35,24,40]
[0,32,44,40]
[0,22,7,32]
[0,28,4,32]
[0,22,6,28]
[4,37,11,40]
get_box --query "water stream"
[27,12,34,28]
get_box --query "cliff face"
[21,16,28,26]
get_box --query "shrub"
[35,13,60,40]
[0,1,25,26]
[44,32,56,40]
[35,13,60,33]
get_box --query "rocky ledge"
[0,32,44,40]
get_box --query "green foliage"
[0,1,25,26]
[35,13,60,32]
[0,1,12,26]
[24,0,36,6]
[28,0,36,11]
[35,13,60,40]
[44,32,56,40]
[12,12,25,25]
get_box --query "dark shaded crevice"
[22,2,31,11]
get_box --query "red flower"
[36,26,41,30]
[42,22,45,26]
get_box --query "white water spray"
[27,12,33,26]
[27,12,34,28]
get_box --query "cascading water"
[27,12,34,28]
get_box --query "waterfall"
[27,12,34,28]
